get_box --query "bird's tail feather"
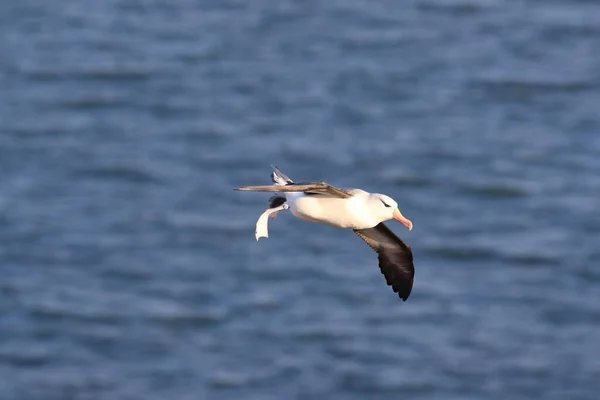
[270,165,293,185]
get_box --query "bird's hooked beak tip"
[393,208,413,231]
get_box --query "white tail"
[270,165,293,186]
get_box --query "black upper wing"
[353,223,414,301]
[235,182,352,199]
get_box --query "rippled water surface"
[1,0,600,399]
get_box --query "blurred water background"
[1,0,600,399]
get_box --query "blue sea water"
[1,0,599,399]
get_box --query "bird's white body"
[286,190,380,229]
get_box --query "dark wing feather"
[353,223,414,301]
[268,195,287,208]
[234,182,352,199]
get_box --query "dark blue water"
[1,0,600,399]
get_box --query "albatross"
[234,166,415,301]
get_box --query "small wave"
[391,175,432,188]
[426,245,497,261]
[209,371,249,388]
[25,67,153,83]
[209,365,298,389]
[576,266,600,283]
[73,68,154,83]
[503,254,560,267]
[99,266,153,283]
[542,306,600,326]
[76,165,163,185]
[148,308,228,328]
[29,306,127,326]
[418,0,498,13]
[54,97,129,111]
[465,184,528,198]
[291,326,353,342]
[0,347,50,368]
[165,212,250,236]
[472,76,596,101]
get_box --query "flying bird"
[235,166,415,301]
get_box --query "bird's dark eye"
[381,200,391,208]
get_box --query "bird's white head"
[370,194,413,231]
